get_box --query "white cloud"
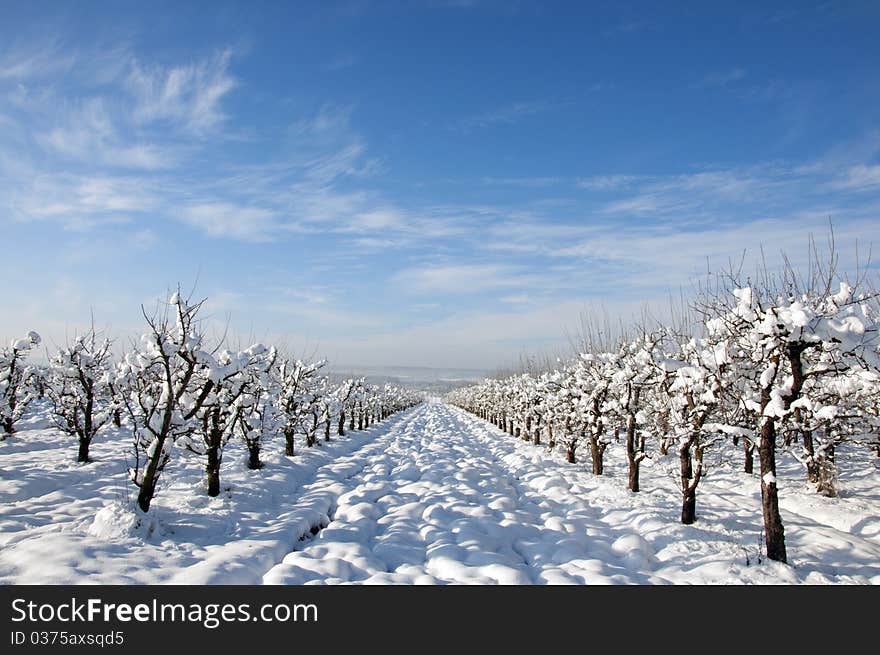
[554,214,880,295]
[481,176,561,188]
[303,141,375,182]
[600,168,791,216]
[0,39,76,80]
[393,264,523,294]
[126,49,237,134]
[10,174,157,229]
[576,175,643,191]
[178,203,278,242]
[831,164,880,192]
[38,98,172,170]
[290,103,355,137]
[347,208,406,231]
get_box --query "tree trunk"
[205,411,223,497]
[816,436,837,497]
[533,425,541,446]
[338,411,345,436]
[324,420,331,442]
[680,438,696,524]
[803,430,819,483]
[83,392,94,450]
[589,435,605,475]
[307,414,318,447]
[284,428,295,456]
[743,439,754,474]
[247,442,262,470]
[206,440,221,497]
[77,437,91,463]
[625,387,641,492]
[759,418,787,563]
[137,439,164,513]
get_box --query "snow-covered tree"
[0,331,42,437]
[651,328,733,524]
[700,278,879,562]
[302,375,329,447]
[183,344,273,495]
[604,333,664,492]
[235,346,279,469]
[275,357,326,456]
[116,292,216,513]
[334,378,356,436]
[46,328,115,463]
[570,353,614,475]
[549,368,582,463]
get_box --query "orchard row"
[447,271,879,564]
[0,290,421,513]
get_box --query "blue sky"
[2,1,879,369]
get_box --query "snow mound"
[611,533,658,568]
[88,503,156,540]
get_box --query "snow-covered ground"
[1,400,878,584]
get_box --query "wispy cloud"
[458,100,566,130]
[345,208,407,231]
[290,103,356,138]
[481,176,561,188]
[37,98,173,170]
[178,203,279,242]
[599,168,794,218]
[831,164,880,192]
[0,38,76,80]
[576,175,644,191]
[126,49,237,135]
[393,263,523,294]
[9,173,157,229]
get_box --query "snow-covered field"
[1,400,878,584]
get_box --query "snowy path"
[263,402,671,584]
